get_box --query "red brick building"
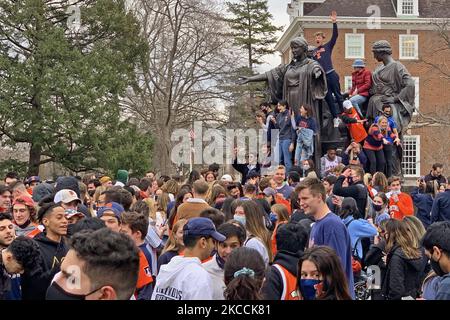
[275,0,450,182]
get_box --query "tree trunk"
[152,126,175,175]
[28,143,41,176]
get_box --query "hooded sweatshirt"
[262,250,300,300]
[381,246,428,300]
[202,254,225,300]
[151,256,213,300]
[20,232,68,300]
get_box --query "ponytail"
[224,275,263,300]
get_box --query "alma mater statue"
[238,36,328,167]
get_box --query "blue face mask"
[300,279,322,300]
[234,215,246,227]
[269,212,278,224]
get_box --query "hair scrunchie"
[233,267,255,279]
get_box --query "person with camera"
[411,178,438,229]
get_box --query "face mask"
[302,165,310,171]
[372,203,383,212]
[300,279,322,300]
[269,212,278,224]
[391,190,401,195]
[347,176,354,185]
[430,257,446,277]
[88,190,95,197]
[234,215,246,227]
[383,112,391,117]
[46,281,100,300]
[216,253,226,270]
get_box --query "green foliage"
[0,0,148,175]
[96,120,153,178]
[226,0,282,70]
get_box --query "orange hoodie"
[389,192,414,220]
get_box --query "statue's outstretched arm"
[237,73,268,85]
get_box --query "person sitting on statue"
[312,11,344,127]
[343,59,372,117]
[291,104,317,165]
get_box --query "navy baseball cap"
[184,217,226,242]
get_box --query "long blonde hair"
[403,216,426,249]
[241,201,273,262]
[162,219,187,254]
[385,219,421,259]
[143,198,157,220]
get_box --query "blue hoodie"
[431,190,450,223]
[342,216,378,260]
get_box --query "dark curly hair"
[224,247,266,300]
[69,228,140,300]
[8,236,42,276]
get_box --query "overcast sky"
[259,0,291,71]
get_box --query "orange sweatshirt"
[389,192,414,220]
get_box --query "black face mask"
[88,190,95,197]
[383,112,391,117]
[347,176,354,185]
[46,281,100,300]
[430,258,446,277]
[372,203,383,212]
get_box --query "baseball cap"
[221,174,233,182]
[65,209,85,220]
[263,187,277,197]
[183,217,226,242]
[26,176,41,184]
[96,202,124,220]
[13,195,35,208]
[54,189,81,204]
[343,100,353,110]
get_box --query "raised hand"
[330,11,337,23]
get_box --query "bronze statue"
[366,40,415,175]
[367,40,416,134]
[239,37,329,167]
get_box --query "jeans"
[364,148,386,174]
[324,70,344,118]
[294,128,314,164]
[383,144,394,178]
[349,94,367,117]
[279,139,293,173]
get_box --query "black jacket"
[232,158,261,185]
[381,245,428,300]
[333,176,368,217]
[262,250,301,300]
[0,264,10,300]
[21,233,68,300]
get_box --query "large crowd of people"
[0,11,449,302]
[0,156,448,300]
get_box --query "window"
[398,0,418,16]
[399,34,418,60]
[345,34,365,59]
[412,77,419,110]
[344,76,352,92]
[402,135,420,177]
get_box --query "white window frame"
[402,135,421,178]
[412,77,419,112]
[345,34,365,59]
[398,0,419,16]
[399,34,419,60]
[344,76,353,93]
